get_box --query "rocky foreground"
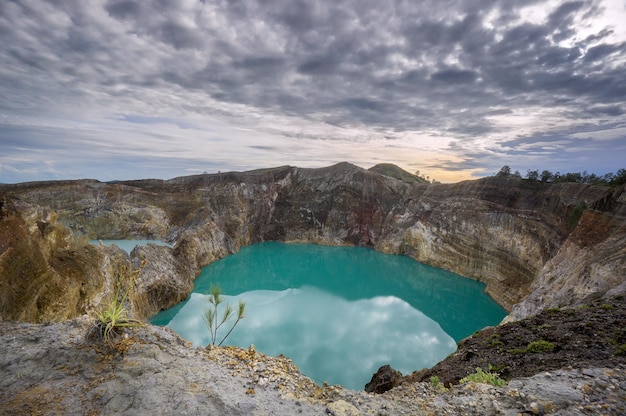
[1,297,624,416]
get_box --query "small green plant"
[508,339,556,355]
[429,376,447,391]
[546,307,561,314]
[92,264,144,346]
[488,363,508,373]
[204,283,246,347]
[94,286,143,345]
[526,339,555,353]
[607,328,626,345]
[568,200,587,230]
[487,333,504,349]
[615,344,626,356]
[460,367,507,387]
[600,303,614,310]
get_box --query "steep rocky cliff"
[510,185,626,319]
[0,196,131,321]
[1,163,624,322]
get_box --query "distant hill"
[368,163,428,184]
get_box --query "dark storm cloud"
[105,0,142,20]
[499,133,572,155]
[430,69,479,84]
[0,0,625,182]
[4,0,622,127]
[587,105,624,117]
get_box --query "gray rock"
[2,319,624,415]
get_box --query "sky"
[1,0,625,184]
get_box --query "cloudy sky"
[1,0,625,183]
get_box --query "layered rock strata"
[1,162,624,322]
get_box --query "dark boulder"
[364,364,403,394]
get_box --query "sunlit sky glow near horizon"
[1,0,625,183]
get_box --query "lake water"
[151,242,507,390]
[89,239,172,254]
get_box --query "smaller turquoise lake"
[89,239,172,254]
[151,242,506,389]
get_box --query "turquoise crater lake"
[89,239,172,254]
[151,242,507,390]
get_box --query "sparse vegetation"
[507,347,526,355]
[460,367,507,387]
[91,263,144,346]
[204,283,246,347]
[497,165,626,187]
[407,297,625,387]
[568,201,587,230]
[368,163,436,183]
[526,340,556,353]
[487,363,508,373]
[429,375,447,391]
[606,328,626,347]
[496,165,514,178]
[487,333,504,349]
[508,339,555,355]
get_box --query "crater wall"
[1,163,624,321]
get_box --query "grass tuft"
[525,340,555,353]
[88,263,144,347]
[460,367,507,387]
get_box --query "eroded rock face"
[129,244,195,320]
[0,198,131,322]
[511,195,626,319]
[1,163,624,322]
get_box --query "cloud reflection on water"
[166,286,456,390]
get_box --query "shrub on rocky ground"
[460,367,507,387]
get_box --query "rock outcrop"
[365,364,403,394]
[410,295,626,387]
[1,163,624,322]
[1,317,624,415]
[510,187,626,319]
[0,197,132,322]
